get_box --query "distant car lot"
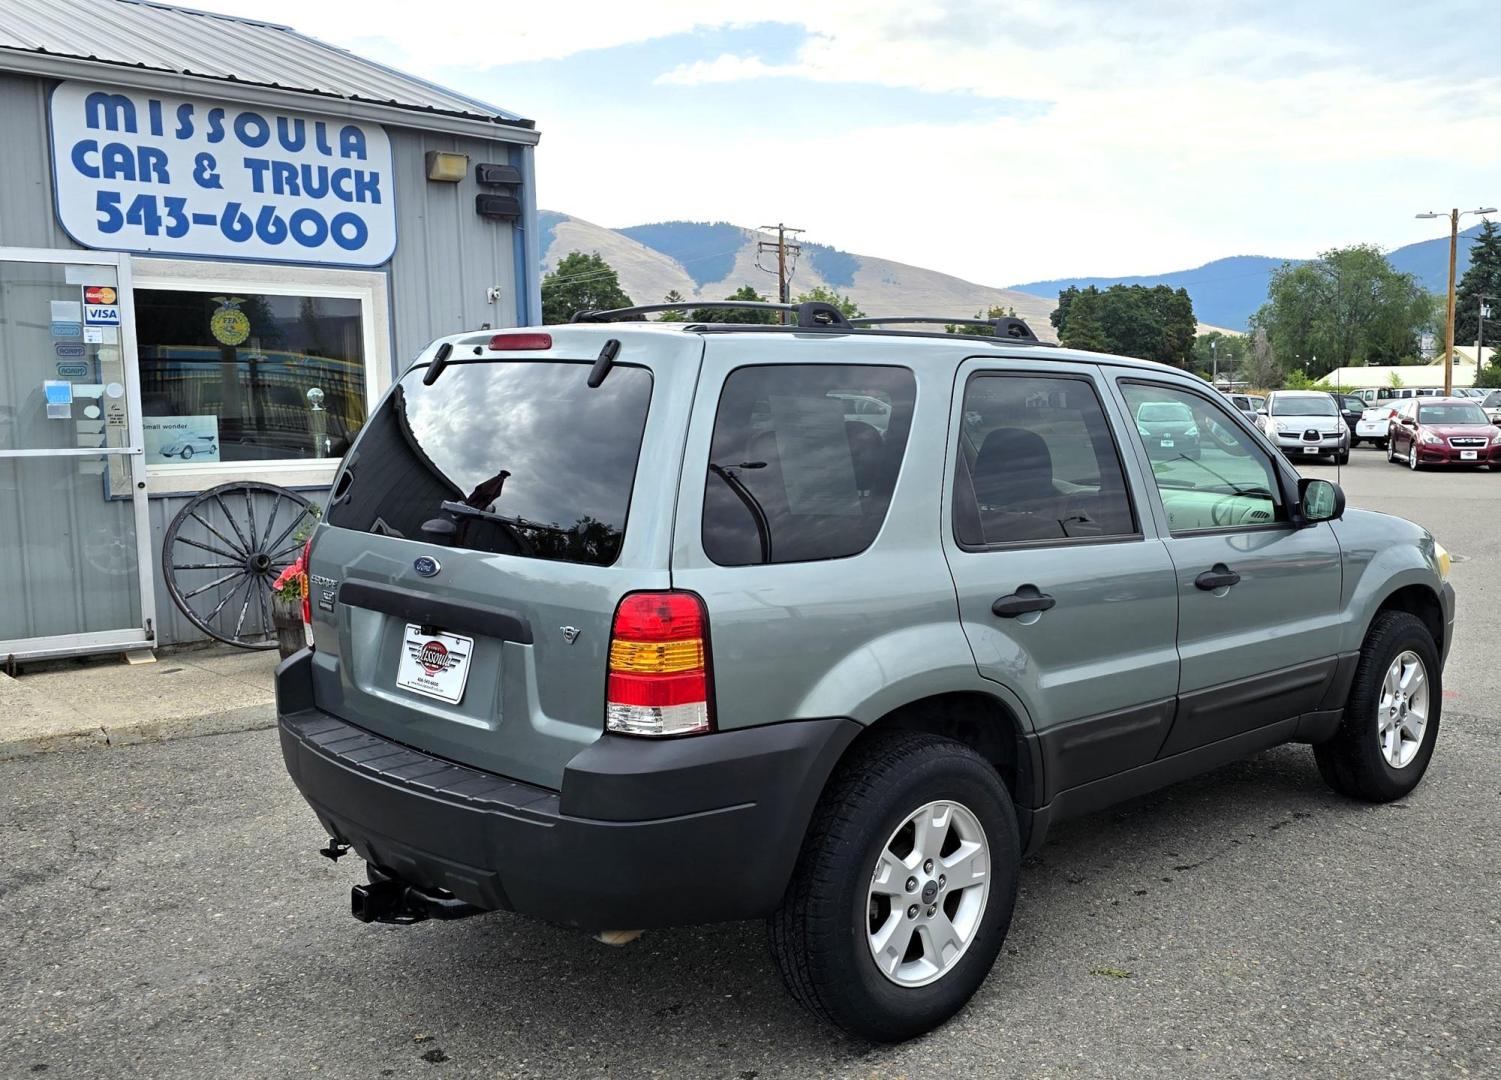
[1,446,1497,1079]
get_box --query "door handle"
[992,585,1056,618]
[1195,563,1241,591]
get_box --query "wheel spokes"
[162,482,316,650]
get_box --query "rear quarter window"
[325,359,652,566]
[701,364,916,565]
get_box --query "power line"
[755,223,804,322]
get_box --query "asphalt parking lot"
[2,447,1498,1079]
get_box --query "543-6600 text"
[94,192,370,251]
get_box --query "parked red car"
[1386,397,1501,469]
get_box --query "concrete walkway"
[0,644,280,759]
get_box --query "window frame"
[950,370,1144,553]
[698,360,918,567]
[132,257,390,496]
[1116,377,1294,539]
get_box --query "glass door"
[0,249,155,661]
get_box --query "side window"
[1120,382,1284,533]
[952,374,1137,546]
[702,364,916,565]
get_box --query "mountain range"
[540,213,1484,334]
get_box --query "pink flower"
[273,554,306,592]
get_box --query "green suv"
[276,303,1454,1042]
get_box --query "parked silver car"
[1258,391,1350,463]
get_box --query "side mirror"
[1256,408,1269,416]
[1299,478,1344,524]
[1400,416,1416,427]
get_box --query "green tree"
[1054,284,1196,365]
[945,304,1018,336]
[691,284,778,323]
[540,251,633,324]
[793,284,864,319]
[1059,289,1111,352]
[1248,245,1432,374]
[1455,219,1501,347]
[657,289,688,322]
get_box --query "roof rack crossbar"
[573,301,851,329]
[847,315,1040,342]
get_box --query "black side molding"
[337,581,533,644]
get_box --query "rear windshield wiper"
[708,463,773,564]
[439,499,536,555]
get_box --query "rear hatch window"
[326,360,652,564]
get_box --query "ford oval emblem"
[413,556,441,577]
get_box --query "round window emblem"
[413,556,441,577]
[418,640,449,675]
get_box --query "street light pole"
[1416,207,1496,395]
[1479,294,1499,375]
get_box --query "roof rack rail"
[572,300,851,329]
[847,315,1040,343]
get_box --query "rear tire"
[1314,610,1441,802]
[1335,450,1350,465]
[768,731,1019,1042]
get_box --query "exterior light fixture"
[425,151,469,183]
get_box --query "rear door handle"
[1194,563,1241,591]
[992,585,1056,618]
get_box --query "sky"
[184,0,1501,287]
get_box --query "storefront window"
[135,288,367,465]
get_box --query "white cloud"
[653,53,801,86]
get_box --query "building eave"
[0,49,541,146]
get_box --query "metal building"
[0,0,540,661]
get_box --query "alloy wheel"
[866,800,990,988]
[1378,650,1429,769]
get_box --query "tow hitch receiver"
[350,870,484,925]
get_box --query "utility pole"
[1416,206,1496,395]
[757,223,803,323]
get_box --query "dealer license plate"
[1461,450,1478,460]
[1302,446,1319,455]
[395,624,474,704]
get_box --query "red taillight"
[1388,409,1398,419]
[606,591,712,737]
[300,537,313,630]
[488,332,552,351]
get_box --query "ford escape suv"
[276,302,1455,1043]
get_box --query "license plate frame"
[395,624,475,704]
[1460,450,1478,460]
[1302,446,1320,455]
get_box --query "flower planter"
[271,591,308,659]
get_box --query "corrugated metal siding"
[0,0,529,125]
[385,127,521,363]
[0,73,77,249]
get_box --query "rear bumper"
[1355,420,1389,439]
[275,651,859,929]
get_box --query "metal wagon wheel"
[162,481,317,649]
